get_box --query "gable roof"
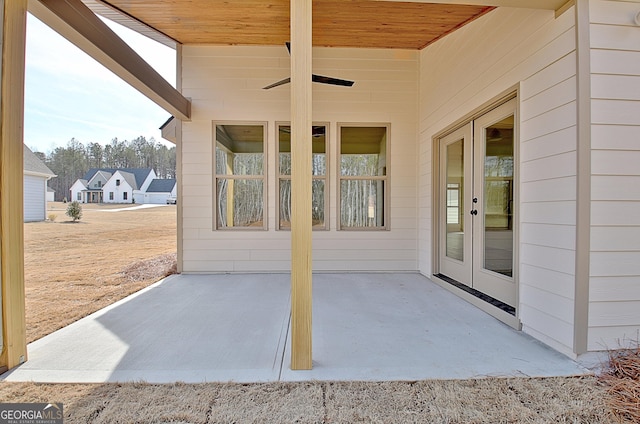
[89,170,112,182]
[83,168,153,190]
[72,179,88,189]
[24,145,55,177]
[117,171,139,190]
[147,179,176,193]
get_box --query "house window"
[339,124,389,230]
[116,179,120,186]
[277,123,328,230]
[109,192,114,200]
[77,192,81,201]
[123,192,128,201]
[214,123,266,229]
[97,181,102,188]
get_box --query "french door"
[438,99,517,309]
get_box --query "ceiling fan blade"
[312,74,355,87]
[262,77,291,90]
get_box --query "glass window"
[109,192,114,200]
[339,125,389,229]
[277,124,328,230]
[214,123,266,229]
[123,192,128,201]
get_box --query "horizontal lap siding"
[23,175,46,222]
[180,46,418,272]
[588,0,640,351]
[419,7,578,354]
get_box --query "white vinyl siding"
[419,7,578,354]
[588,0,640,351]
[24,174,47,222]
[180,46,418,272]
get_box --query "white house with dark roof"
[142,178,177,204]
[70,168,176,204]
[23,145,56,222]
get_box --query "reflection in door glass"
[446,139,464,261]
[484,116,514,277]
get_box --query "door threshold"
[433,273,521,330]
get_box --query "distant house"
[142,178,177,204]
[23,145,56,222]
[70,168,175,204]
[46,187,55,203]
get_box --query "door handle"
[470,209,478,216]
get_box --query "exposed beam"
[376,0,571,11]
[28,0,190,121]
[290,0,313,370]
[0,0,28,372]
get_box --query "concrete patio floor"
[2,273,588,383]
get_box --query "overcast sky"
[24,13,177,154]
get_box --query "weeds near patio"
[600,341,640,423]
[121,252,178,282]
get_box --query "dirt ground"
[24,202,177,343]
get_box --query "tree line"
[33,136,176,201]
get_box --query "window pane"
[341,154,384,177]
[279,179,326,229]
[340,179,385,228]
[340,126,387,176]
[278,125,326,176]
[217,178,264,228]
[215,124,264,176]
[445,139,464,262]
[484,116,514,277]
[339,126,388,229]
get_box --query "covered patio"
[2,273,586,383]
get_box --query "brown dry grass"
[24,202,177,343]
[0,377,609,423]
[600,342,640,423]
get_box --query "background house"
[23,145,55,222]
[46,187,55,202]
[70,168,176,204]
[142,178,177,204]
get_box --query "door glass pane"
[446,139,464,261]
[483,116,514,276]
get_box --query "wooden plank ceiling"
[96,1,494,49]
